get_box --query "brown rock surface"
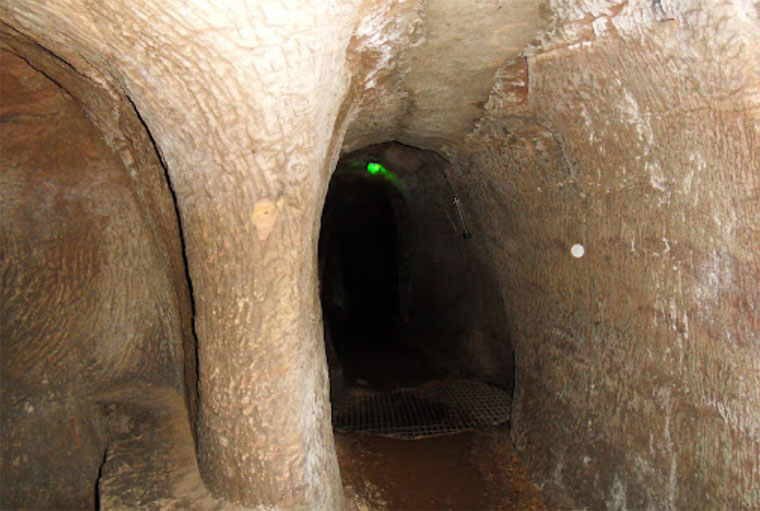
[1,0,758,509]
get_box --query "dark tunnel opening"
[319,171,422,388]
[321,176,400,339]
[320,142,515,420]
[322,144,522,509]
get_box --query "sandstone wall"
[456,1,760,507]
[0,51,187,508]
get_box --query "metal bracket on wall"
[453,196,472,239]
[440,162,472,240]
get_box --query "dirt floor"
[335,426,545,511]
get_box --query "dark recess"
[320,174,411,387]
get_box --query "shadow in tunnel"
[319,172,433,389]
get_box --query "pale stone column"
[1,0,361,507]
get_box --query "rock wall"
[455,1,760,508]
[0,51,187,509]
[2,1,363,507]
[1,25,199,426]
[1,0,758,508]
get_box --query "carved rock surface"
[1,0,758,510]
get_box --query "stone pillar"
[1,0,361,507]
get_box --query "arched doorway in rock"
[318,158,418,394]
[318,143,532,510]
[319,142,515,414]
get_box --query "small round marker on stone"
[571,243,585,258]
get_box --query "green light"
[360,161,399,185]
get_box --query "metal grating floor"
[332,379,511,439]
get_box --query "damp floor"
[330,327,545,510]
[335,423,545,511]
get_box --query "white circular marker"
[571,244,585,258]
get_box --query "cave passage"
[322,145,528,510]
[3,3,757,509]
[319,170,429,388]
[319,143,515,396]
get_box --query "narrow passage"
[321,146,543,510]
